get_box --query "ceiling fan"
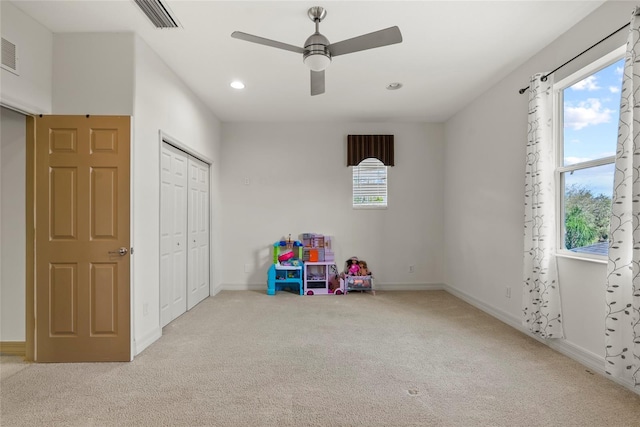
[231,6,403,96]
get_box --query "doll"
[358,260,369,276]
[348,258,360,275]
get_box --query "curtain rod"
[518,22,630,94]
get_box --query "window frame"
[352,157,388,209]
[554,45,626,262]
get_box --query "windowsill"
[555,251,608,265]
[353,205,387,210]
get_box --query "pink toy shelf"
[303,262,343,296]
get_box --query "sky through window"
[563,58,624,196]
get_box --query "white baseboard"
[134,327,162,356]
[546,338,604,374]
[374,282,445,291]
[221,283,445,292]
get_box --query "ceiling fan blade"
[231,31,304,54]
[311,70,325,96]
[328,26,402,57]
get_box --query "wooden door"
[160,143,188,327]
[187,156,209,309]
[34,115,130,362]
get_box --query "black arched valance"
[347,135,394,166]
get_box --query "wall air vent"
[1,37,19,75]
[133,0,180,29]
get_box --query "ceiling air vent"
[1,37,19,75]
[133,0,180,29]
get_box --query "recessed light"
[230,81,245,89]
[386,82,403,90]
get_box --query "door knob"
[109,247,128,256]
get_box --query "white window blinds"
[352,158,387,208]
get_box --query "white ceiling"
[10,0,605,123]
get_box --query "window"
[352,158,387,208]
[555,47,625,258]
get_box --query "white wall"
[0,0,51,343]
[0,107,26,342]
[132,36,222,354]
[0,1,52,113]
[220,122,445,289]
[53,33,134,115]
[443,1,631,363]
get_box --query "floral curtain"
[522,73,564,339]
[605,7,640,388]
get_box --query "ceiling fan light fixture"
[304,53,331,72]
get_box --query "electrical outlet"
[243,177,250,185]
[244,263,251,273]
[506,287,511,298]
[408,265,414,273]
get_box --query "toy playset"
[267,234,373,296]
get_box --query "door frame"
[25,115,134,361]
[26,116,35,361]
[158,130,213,328]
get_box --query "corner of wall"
[133,327,162,356]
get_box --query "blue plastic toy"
[267,237,304,295]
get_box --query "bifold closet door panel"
[160,144,188,327]
[187,156,210,309]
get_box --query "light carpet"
[1,290,639,426]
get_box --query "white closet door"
[187,156,210,309]
[160,144,188,327]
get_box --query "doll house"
[301,233,334,263]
